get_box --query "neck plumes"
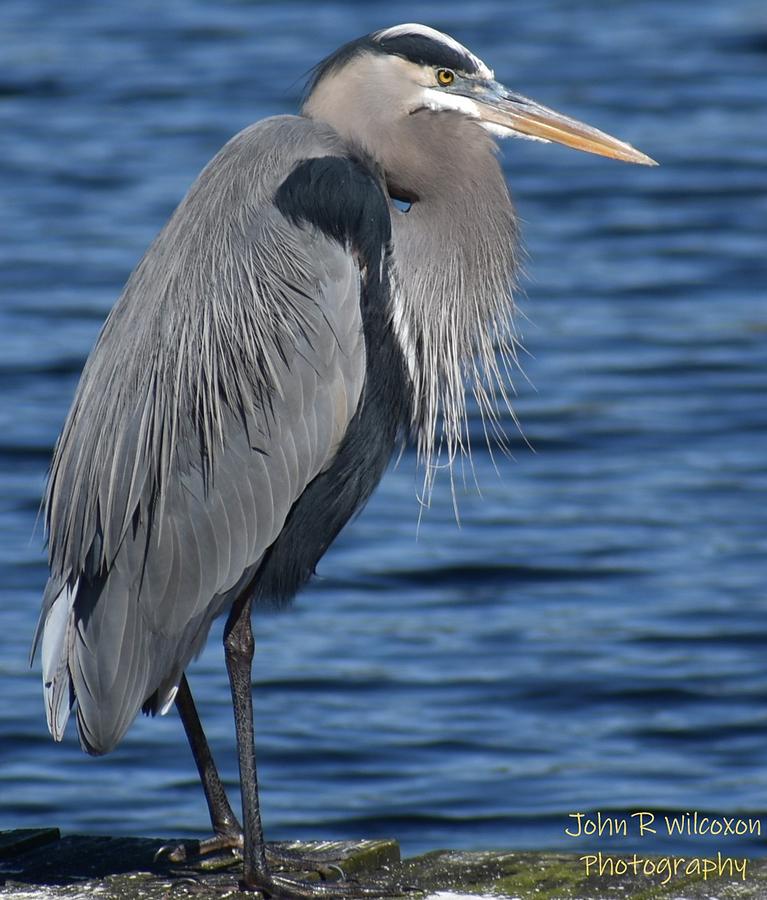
[386,116,521,501]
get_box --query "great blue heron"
[33,23,654,898]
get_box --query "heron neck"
[303,100,521,496]
[383,118,520,497]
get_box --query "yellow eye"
[436,68,455,86]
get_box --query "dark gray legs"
[163,594,398,897]
[222,594,398,897]
[175,674,244,852]
[154,674,244,863]
[223,592,270,887]
[164,664,351,880]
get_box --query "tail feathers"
[36,573,154,756]
[70,574,154,755]
[36,570,229,755]
[71,577,220,755]
[39,579,79,742]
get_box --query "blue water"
[1,0,766,864]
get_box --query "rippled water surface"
[1,0,766,861]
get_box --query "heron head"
[304,23,656,168]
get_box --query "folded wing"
[34,117,382,754]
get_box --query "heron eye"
[436,68,455,86]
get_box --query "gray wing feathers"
[37,116,367,753]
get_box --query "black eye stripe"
[306,31,479,99]
[376,34,477,75]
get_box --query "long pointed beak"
[475,83,657,166]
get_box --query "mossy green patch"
[2,831,766,898]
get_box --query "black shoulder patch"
[376,32,478,74]
[274,156,391,280]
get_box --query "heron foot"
[239,869,404,898]
[154,837,363,875]
[266,845,365,876]
[155,831,244,864]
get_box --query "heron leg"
[223,594,404,898]
[156,671,354,876]
[177,674,243,838]
[155,674,244,863]
[224,591,269,888]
